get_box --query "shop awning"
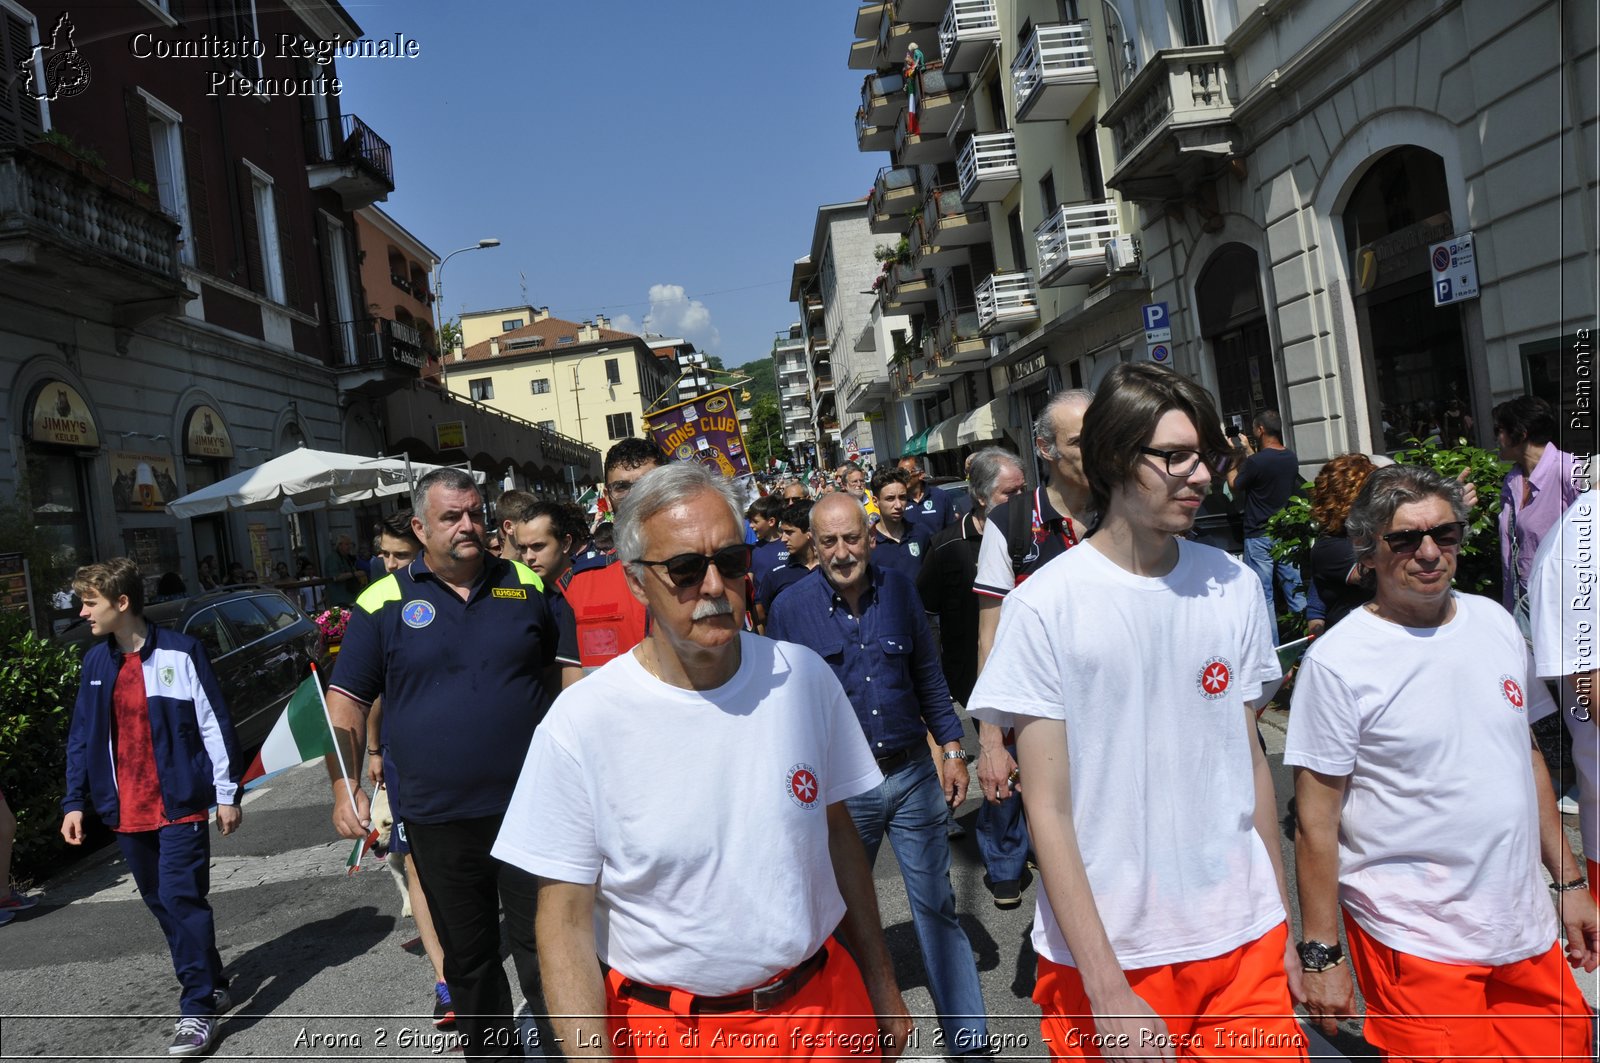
[956,398,1004,446]
[900,425,933,457]
[925,413,964,454]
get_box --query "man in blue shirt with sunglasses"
[767,491,991,1057]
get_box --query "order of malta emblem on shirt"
[786,763,820,810]
[401,600,436,629]
[1500,675,1525,713]
[1196,656,1233,700]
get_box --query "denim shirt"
[766,565,962,756]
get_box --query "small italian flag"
[242,669,336,785]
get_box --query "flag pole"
[309,659,364,826]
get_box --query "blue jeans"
[117,822,226,1017]
[1244,535,1306,643]
[845,756,989,1054]
[974,749,1029,884]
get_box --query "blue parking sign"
[1141,303,1169,331]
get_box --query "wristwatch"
[1297,940,1345,972]
[942,749,968,761]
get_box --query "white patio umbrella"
[164,448,479,518]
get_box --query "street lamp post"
[433,238,501,389]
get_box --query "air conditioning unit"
[1105,236,1139,273]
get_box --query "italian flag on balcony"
[242,667,336,785]
[904,42,926,134]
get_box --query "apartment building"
[436,312,672,458]
[1093,0,1593,463]
[771,325,815,460]
[850,0,1152,475]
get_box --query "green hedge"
[0,611,80,884]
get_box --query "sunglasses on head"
[1381,521,1467,554]
[637,545,752,588]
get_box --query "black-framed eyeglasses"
[1381,522,1467,555]
[636,545,752,589]
[1138,446,1225,478]
[607,478,638,497]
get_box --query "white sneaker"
[168,1016,215,1056]
[1558,791,1580,815]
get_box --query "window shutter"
[315,213,340,358]
[237,160,262,293]
[274,184,302,309]
[182,127,216,273]
[343,223,364,328]
[125,90,158,190]
[0,12,45,146]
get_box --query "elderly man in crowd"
[1290,464,1596,1059]
[767,492,991,1057]
[495,463,911,1060]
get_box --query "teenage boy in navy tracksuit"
[61,557,243,1058]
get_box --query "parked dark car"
[57,586,329,752]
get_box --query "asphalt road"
[3,709,1593,1060]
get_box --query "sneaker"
[209,986,232,1015]
[0,890,37,911]
[168,1016,215,1057]
[1558,791,1580,815]
[432,981,455,1030]
[0,909,13,928]
[990,879,1023,911]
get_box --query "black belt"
[874,744,921,775]
[615,946,829,1014]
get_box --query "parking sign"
[1429,232,1479,306]
[1142,302,1172,343]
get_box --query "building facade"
[1097,0,1595,462]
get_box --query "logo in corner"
[1499,675,1525,713]
[401,600,436,629]
[1196,656,1233,700]
[158,665,175,687]
[19,13,92,103]
[786,763,820,810]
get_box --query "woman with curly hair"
[1308,454,1379,629]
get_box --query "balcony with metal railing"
[861,71,905,129]
[1012,22,1097,122]
[854,1,887,39]
[1101,46,1238,202]
[895,106,956,166]
[975,271,1039,334]
[1034,201,1123,286]
[883,262,936,308]
[869,166,921,234]
[0,145,189,323]
[921,183,990,256]
[934,307,987,365]
[333,317,435,395]
[956,131,1019,202]
[304,113,394,210]
[939,0,999,74]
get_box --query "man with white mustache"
[496,463,913,1060]
[766,493,991,1057]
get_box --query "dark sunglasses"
[637,545,752,588]
[1381,522,1467,554]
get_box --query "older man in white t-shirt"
[1531,486,1599,906]
[1289,464,1597,1059]
[493,462,912,1061]
[969,363,1304,1060]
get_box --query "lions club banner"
[645,388,752,478]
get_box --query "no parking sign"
[1148,342,1171,365]
[1429,232,1479,306]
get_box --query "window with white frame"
[469,378,494,401]
[141,92,192,265]
[530,378,551,395]
[537,420,556,433]
[244,162,284,302]
[502,318,523,331]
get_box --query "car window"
[185,608,238,660]
[214,598,276,646]
[250,593,304,632]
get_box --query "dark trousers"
[407,814,539,1062]
[116,821,225,1017]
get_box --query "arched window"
[1196,243,1276,431]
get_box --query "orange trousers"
[1034,922,1308,1060]
[602,937,880,1061]
[1345,914,1595,1062]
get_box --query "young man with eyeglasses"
[1289,464,1596,1059]
[564,439,665,667]
[968,363,1305,1059]
[767,492,992,1057]
[495,463,913,1059]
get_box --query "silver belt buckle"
[749,977,788,1013]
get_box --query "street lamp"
[434,238,501,389]
[571,347,612,445]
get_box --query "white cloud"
[613,283,721,352]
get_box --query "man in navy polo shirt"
[898,455,956,532]
[326,467,557,1062]
[869,468,933,581]
[766,492,990,1056]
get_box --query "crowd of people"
[51,368,1597,1061]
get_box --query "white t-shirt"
[1530,489,1598,860]
[967,538,1286,968]
[1285,593,1560,965]
[492,633,884,996]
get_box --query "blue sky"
[336,1,875,365]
